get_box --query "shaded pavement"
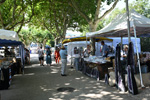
[0,54,150,100]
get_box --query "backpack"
[47,50,51,55]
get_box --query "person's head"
[87,44,91,49]
[56,46,59,51]
[101,41,105,45]
[61,45,65,50]
[40,47,42,49]
[5,48,8,51]
[123,45,128,51]
[47,47,50,50]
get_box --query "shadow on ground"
[1,54,150,100]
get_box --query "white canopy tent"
[0,29,25,74]
[65,41,90,65]
[86,10,150,88]
[86,9,150,37]
[0,29,19,41]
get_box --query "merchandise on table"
[84,56,109,64]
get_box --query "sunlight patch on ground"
[142,98,148,100]
[80,93,103,98]
[49,98,63,100]
[24,73,35,76]
[14,74,23,77]
[65,83,70,86]
[75,78,80,80]
[14,73,35,76]
[101,91,111,95]
[51,69,59,73]
[111,97,123,100]
[40,86,52,92]
[25,64,39,68]
[110,95,123,100]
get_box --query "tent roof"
[86,10,150,37]
[62,36,113,44]
[0,39,22,46]
[0,29,19,41]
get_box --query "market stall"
[0,29,24,90]
[86,9,150,94]
[82,56,112,80]
[63,36,113,65]
[62,36,114,80]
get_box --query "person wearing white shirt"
[73,47,80,71]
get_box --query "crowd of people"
[36,41,129,77]
[37,45,68,76]
[37,46,61,66]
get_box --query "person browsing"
[100,41,109,57]
[59,45,67,76]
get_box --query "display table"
[16,57,22,74]
[0,61,13,90]
[81,56,112,80]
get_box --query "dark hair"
[40,47,42,49]
[101,41,104,44]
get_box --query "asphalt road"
[0,54,150,100]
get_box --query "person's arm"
[54,51,56,56]
[105,45,109,54]
[65,50,67,56]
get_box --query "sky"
[66,0,136,37]
[66,30,82,37]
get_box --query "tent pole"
[121,37,123,50]
[126,0,131,43]
[133,20,145,88]
[86,37,87,46]
[71,42,72,66]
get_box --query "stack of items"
[135,52,150,73]
[0,60,12,90]
[84,56,108,64]
[140,52,150,63]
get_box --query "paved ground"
[0,54,150,100]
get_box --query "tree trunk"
[43,39,47,49]
[89,22,98,55]
[54,38,59,47]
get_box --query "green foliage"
[1,0,150,47]
[104,8,126,25]
[103,0,150,29]
[18,27,54,46]
[140,37,150,52]
[129,0,150,18]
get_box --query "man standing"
[100,41,109,57]
[38,47,44,66]
[59,45,67,76]
[73,47,80,71]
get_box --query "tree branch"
[0,0,6,4]
[70,0,91,23]
[94,0,102,21]
[0,10,4,28]
[43,22,56,38]
[98,0,119,21]
[17,14,25,34]
[12,0,17,20]
[24,2,34,24]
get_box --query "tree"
[0,0,39,33]
[18,27,54,48]
[69,0,119,55]
[0,0,6,4]
[129,0,150,18]
[104,0,150,27]
[31,0,86,46]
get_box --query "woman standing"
[46,47,52,66]
[54,47,60,64]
